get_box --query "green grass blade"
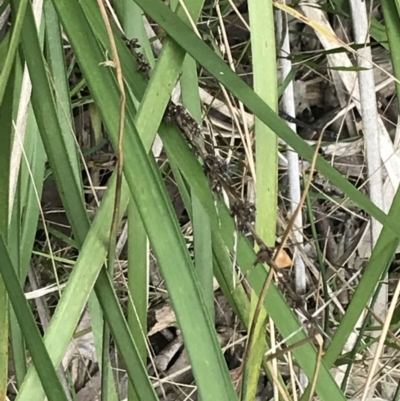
[120,6,152,401]
[181,34,214,326]
[0,61,14,400]
[127,201,148,401]
[44,0,81,180]
[19,112,46,280]
[243,0,278,397]
[249,0,278,246]
[9,187,27,387]
[20,2,87,236]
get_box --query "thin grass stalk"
[96,0,127,398]
[127,202,148,401]
[120,4,151,400]
[17,116,45,279]
[8,60,27,392]
[241,0,278,398]
[181,58,215,401]
[9,0,46,388]
[9,182,27,387]
[249,0,278,247]
[276,10,306,302]
[0,65,15,401]
[14,120,45,388]
[15,116,46,389]
[42,4,81,395]
[191,175,214,322]
[89,294,119,401]
[181,54,214,323]
[75,87,120,399]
